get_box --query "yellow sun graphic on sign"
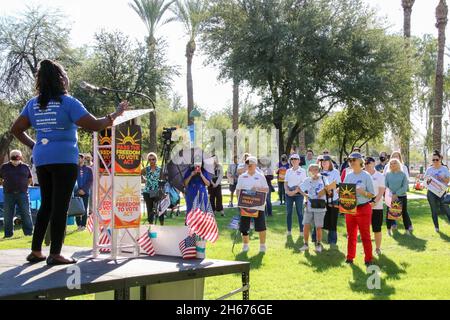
[118,181,138,198]
[340,185,354,197]
[99,129,111,145]
[117,127,140,145]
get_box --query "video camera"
[162,127,177,142]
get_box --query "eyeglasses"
[432,159,440,162]
[149,158,156,162]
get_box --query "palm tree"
[401,0,415,168]
[129,0,175,152]
[433,0,448,152]
[172,0,209,126]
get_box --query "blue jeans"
[76,194,90,227]
[427,191,450,229]
[3,192,34,237]
[285,194,304,232]
[265,191,273,216]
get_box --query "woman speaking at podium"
[11,59,128,265]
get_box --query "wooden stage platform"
[0,247,250,300]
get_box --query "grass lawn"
[1,198,450,300]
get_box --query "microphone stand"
[97,86,156,110]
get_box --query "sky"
[0,0,446,141]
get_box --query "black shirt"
[0,162,32,193]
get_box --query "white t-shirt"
[236,171,269,191]
[285,167,307,189]
[321,169,340,202]
[370,171,385,210]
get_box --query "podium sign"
[114,176,142,229]
[92,109,153,259]
[115,123,142,175]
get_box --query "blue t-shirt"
[20,95,89,167]
[344,171,375,205]
[425,165,450,181]
[300,175,329,211]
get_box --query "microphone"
[79,81,107,95]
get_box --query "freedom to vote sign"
[339,183,357,215]
[238,190,267,216]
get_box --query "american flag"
[228,215,240,230]
[179,235,197,259]
[138,231,156,256]
[98,228,111,253]
[186,206,219,243]
[87,214,94,233]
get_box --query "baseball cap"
[246,156,258,165]
[348,152,363,159]
[365,157,376,164]
[289,153,300,160]
[322,155,332,161]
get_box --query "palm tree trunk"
[186,40,196,126]
[433,0,448,152]
[298,129,306,155]
[148,36,158,152]
[401,0,415,167]
[232,77,239,157]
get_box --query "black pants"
[143,192,164,225]
[372,209,384,233]
[208,184,223,212]
[32,164,78,255]
[323,205,339,231]
[386,196,412,230]
[278,182,286,203]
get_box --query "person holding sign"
[298,164,330,253]
[276,154,290,205]
[365,157,386,255]
[320,155,340,246]
[11,59,128,265]
[385,159,413,235]
[425,150,450,232]
[284,154,307,237]
[343,152,375,267]
[236,156,269,253]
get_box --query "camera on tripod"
[162,127,177,143]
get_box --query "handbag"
[309,176,327,209]
[310,199,327,209]
[67,196,86,217]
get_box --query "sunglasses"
[432,159,440,162]
[149,158,156,161]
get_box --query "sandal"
[46,256,77,266]
[26,253,47,264]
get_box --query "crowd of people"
[2,58,450,267]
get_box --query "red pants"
[345,203,373,263]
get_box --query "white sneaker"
[300,244,309,252]
[286,231,292,236]
[387,229,393,237]
[315,243,322,253]
[435,228,440,233]
[242,245,249,253]
[299,232,304,238]
[260,245,267,253]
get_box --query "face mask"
[380,157,386,162]
[11,160,20,166]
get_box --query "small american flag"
[98,228,112,253]
[138,231,156,256]
[179,235,197,259]
[87,214,94,233]
[228,215,240,230]
[186,200,219,243]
